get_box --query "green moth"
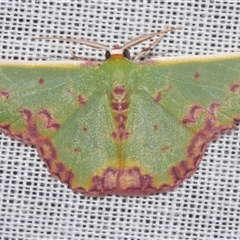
[0,27,240,196]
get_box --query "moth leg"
[69,48,86,60]
[69,48,103,64]
[132,26,181,61]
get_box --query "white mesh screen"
[0,1,240,239]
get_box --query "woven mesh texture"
[0,1,240,239]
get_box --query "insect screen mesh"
[0,1,240,239]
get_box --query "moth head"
[105,45,131,60]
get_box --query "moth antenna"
[121,26,181,61]
[31,36,111,52]
[133,27,171,61]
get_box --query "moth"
[1,27,240,196]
